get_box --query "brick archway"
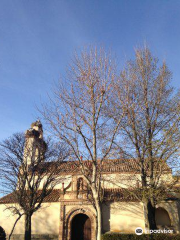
[65,207,96,240]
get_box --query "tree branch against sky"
[41,47,125,240]
[111,46,180,230]
[2,45,179,239]
[0,126,69,240]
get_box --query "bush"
[0,227,6,240]
[102,233,180,240]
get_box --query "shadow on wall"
[102,201,144,233]
[7,203,60,240]
[9,203,60,239]
[102,203,110,233]
[8,201,180,238]
[102,200,180,233]
[32,203,59,234]
[8,209,59,240]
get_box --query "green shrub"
[102,233,180,240]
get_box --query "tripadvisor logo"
[135,227,143,235]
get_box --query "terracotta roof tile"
[0,192,17,204]
[0,188,176,204]
[37,159,171,174]
[0,189,138,204]
[104,188,139,202]
[0,189,61,204]
[103,188,177,202]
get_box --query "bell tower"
[24,120,46,165]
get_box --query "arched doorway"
[155,207,171,228]
[0,226,6,240]
[71,213,91,240]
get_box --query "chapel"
[0,121,180,240]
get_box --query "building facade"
[0,122,180,240]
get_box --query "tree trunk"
[147,200,157,230]
[24,213,31,240]
[95,199,102,240]
[143,199,157,230]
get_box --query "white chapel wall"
[102,201,145,233]
[0,202,60,235]
[32,202,60,234]
[0,204,25,234]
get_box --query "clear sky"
[0,0,180,141]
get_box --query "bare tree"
[112,46,180,230]
[41,47,125,240]
[0,121,69,240]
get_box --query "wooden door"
[84,217,91,240]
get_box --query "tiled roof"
[0,192,17,204]
[0,189,61,204]
[43,189,60,202]
[37,159,171,175]
[0,189,137,204]
[103,188,177,202]
[104,188,139,202]
[0,187,176,204]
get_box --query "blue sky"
[0,0,180,141]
